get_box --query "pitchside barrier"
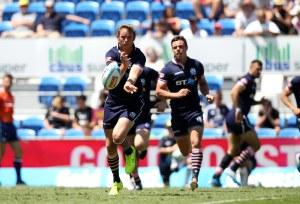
[1,138,300,187]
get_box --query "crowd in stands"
[0,0,300,38]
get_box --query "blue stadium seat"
[203,128,224,138]
[54,2,75,14]
[91,19,115,36]
[0,21,13,34]
[38,77,61,108]
[64,128,85,138]
[22,117,44,134]
[279,128,300,138]
[63,23,89,37]
[206,75,223,91]
[116,19,140,34]
[100,1,125,23]
[197,18,214,35]
[256,128,277,138]
[175,1,195,19]
[62,0,81,5]
[279,114,286,128]
[180,19,190,30]
[247,113,257,127]
[150,127,169,139]
[14,119,22,129]
[153,113,171,128]
[286,114,297,128]
[151,2,165,21]
[28,2,46,20]
[2,3,19,21]
[218,18,235,35]
[75,1,99,22]
[37,128,61,139]
[62,76,87,106]
[91,129,105,138]
[17,128,36,140]
[126,1,150,22]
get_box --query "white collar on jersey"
[172,58,185,69]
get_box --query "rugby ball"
[102,62,121,90]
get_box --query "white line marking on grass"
[200,197,279,204]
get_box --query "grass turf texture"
[0,187,299,204]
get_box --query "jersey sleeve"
[158,66,170,83]
[196,61,204,78]
[105,49,118,65]
[237,76,249,87]
[134,50,146,68]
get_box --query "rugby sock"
[122,138,133,155]
[107,155,121,183]
[191,148,203,180]
[230,146,255,172]
[13,159,22,182]
[132,172,141,185]
[213,154,233,179]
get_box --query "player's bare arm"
[124,64,143,94]
[231,82,245,123]
[281,87,300,117]
[198,75,214,104]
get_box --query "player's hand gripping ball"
[102,62,121,90]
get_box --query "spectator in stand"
[163,3,182,35]
[192,0,224,21]
[244,9,281,36]
[145,47,165,72]
[180,17,208,39]
[289,5,300,34]
[213,22,223,35]
[271,0,297,35]
[1,0,36,38]
[223,0,243,18]
[204,90,229,128]
[44,95,71,135]
[36,0,90,38]
[234,0,257,36]
[73,95,93,136]
[256,99,281,134]
[92,89,108,130]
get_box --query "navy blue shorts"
[103,97,145,129]
[171,109,203,137]
[129,112,152,135]
[225,109,253,135]
[0,122,18,143]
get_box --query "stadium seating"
[126,1,150,22]
[91,129,105,138]
[28,2,46,20]
[63,23,89,37]
[0,21,13,34]
[91,19,115,36]
[37,128,61,139]
[62,76,87,107]
[153,113,171,128]
[256,128,277,138]
[38,77,61,107]
[22,117,44,134]
[180,19,190,30]
[2,3,19,21]
[150,127,169,139]
[151,2,165,21]
[100,1,125,23]
[75,1,100,22]
[203,128,224,138]
[14,119,22,129]
[54,2,75,14]
[247,113,257,127]
[279,128,300,138]
[64,128,85,138]
[17,128,36,140]
[286,114,298,128]
[218,18,235,35]
[175,1,195,19]
[197,18,214,35]
[62,0,81,5]
[205,75,224,91]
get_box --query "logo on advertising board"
[256,42,290,71]
[49,46,83,72]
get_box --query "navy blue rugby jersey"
[159,57,204,111]
[235,73,257,115]
[288,76,300,108]
[105,45,146,103]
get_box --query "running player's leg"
[189,126,204,190]
[105,128,123,195]
[9,141,25,184]
[113,117,136,174]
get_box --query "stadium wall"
[0,36,299,78]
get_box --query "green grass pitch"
[0,187,299,204]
